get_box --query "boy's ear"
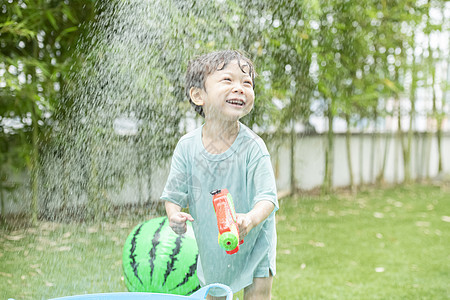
[189,87,204,106]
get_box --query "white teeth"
[226,99,244,106]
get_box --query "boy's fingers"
[170,221,187,234]
[235,214,242,223]
[179,212,194,222]
[236,214,245,226]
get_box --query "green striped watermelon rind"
[122,216,200,295]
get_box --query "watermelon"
[122,216,200,295]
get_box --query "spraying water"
[41,1,185,221]
[39,0,262,222]
[26,2,261,297]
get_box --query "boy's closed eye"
[222,77,253,87]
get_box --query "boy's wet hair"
[185,50,256,117]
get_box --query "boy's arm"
[236,200,275,239]
[165,200,194,235]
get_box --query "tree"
[424,0,446,176]
[0,0,96,222]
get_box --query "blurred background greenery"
[0,0,449,223]
[1,1,449,299]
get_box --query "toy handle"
[190,283,233,300]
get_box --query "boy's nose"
[232,84,244,94]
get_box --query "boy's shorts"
[253,260,275,278]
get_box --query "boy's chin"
[227,107,252,119]
[206,111,249,122]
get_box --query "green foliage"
[0,0,96,218]
[1,0,449,217]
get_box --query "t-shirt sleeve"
[160,142,189,208]
[248,154,279,212]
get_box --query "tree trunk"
[405,43,417,183]
[431,63,443,175]
[439,41,450,176]
[290,123,296,194]
[369,111,378,184]
[398,98,410,183]
[345,114,355,192]
[426,25,442,176]
[31,104,40,225]
[0,185,4,220]
[323,99,334,194]
[376,133,390,185]
[424,131,432,179]
[359,132,364,186]
[436,127,442,175]
[29,39,40,225]
[394,128,399,184]
[415,133,423,182]
[404,121,412,183]
[394,65,405,184]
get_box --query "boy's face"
[191,59,255,121]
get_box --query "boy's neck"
[202,120,240,154]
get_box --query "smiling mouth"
[226,99,245,106]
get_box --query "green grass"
[273,184,450,299]
[1,184,449,299]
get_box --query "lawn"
[273,183,449,299]
[1,184,449,299]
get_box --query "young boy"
[161,50,278,300]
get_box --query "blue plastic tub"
[48,284,232,300]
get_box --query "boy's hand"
[168,212,194,235]
[236,213,254,240]
[236,200,275,239]
[165,201,194,235]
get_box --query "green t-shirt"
[161,122,278,295]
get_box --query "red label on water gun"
[211,189,244,255]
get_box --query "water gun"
[211,189,244,255]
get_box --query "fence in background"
[2,133,450,215]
